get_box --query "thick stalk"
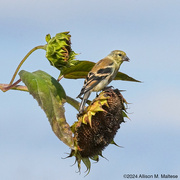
[57,75,64,82]
[66,96,80,111]
[0,83,28,92]
[0,83,80,112]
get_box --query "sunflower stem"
[66,96,80,111]
[57,75,64,81]
[9,45,46,85]
[0,82,28,92]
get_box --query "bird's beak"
[123,56,130,62]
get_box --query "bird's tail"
[78,91,91,114]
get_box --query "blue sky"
[0,0,180,179]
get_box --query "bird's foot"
[96,92,99,97]
[103,86,114,91]
[77,107,87,117]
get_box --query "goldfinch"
[77,50,129,114]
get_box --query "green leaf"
[62,60,141,82]
[19,70,74,149]
[61,60,94,79]
[115,72,141,82]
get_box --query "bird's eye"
[118,53,122,56]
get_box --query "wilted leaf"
[62,60,141,82]
[19,70,74,149]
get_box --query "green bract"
[45,32,78,70]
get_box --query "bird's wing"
[77,59,114,98]
[77,72,108,98]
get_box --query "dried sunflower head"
[69,88,128,174]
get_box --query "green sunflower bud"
[69,88,128,174]
[45,32,77,70]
